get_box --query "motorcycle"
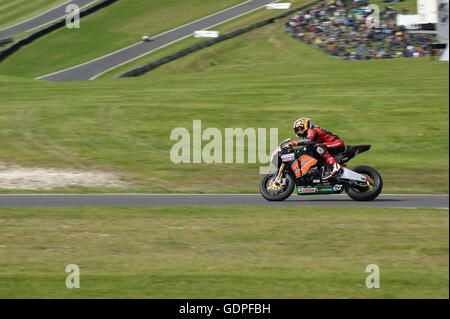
[259,138,383,201]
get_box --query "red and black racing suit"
[291,125,345,165]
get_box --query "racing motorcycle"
[259,138,383,201]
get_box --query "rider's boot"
[322,153,342,180]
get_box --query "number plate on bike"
[281,153,295,162]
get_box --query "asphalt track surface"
[0,194,447,208]
[37,0,278,82]
[0,0,98,39]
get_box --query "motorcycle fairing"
[291,160,301,178]
[291,155,317,178]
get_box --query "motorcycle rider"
[288,118,345,179]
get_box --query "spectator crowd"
[285,0,438,60]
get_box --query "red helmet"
[293,118,311,138]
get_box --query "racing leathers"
[290,125,345,178]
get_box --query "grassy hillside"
[0,206,447,298]
[0,0,448,193]
[101,0,419,78]
[0,0,66,30]
[0,0,418,77]
[1,19,448,193]
[0,0,446,303]
[0,0,242,77]
[100,0,313,79]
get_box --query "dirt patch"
[0,162,128,190]
[262,24,285,49]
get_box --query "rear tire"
[259,172,295,201]
[345,166,383,201]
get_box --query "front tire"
[346,166,383,201]
[259,172,295,201]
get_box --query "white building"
[397,0,439,28]
[396,0,448,60]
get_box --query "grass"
[0,0,446,303]
[376,0,417,13]
[0,0,448,193]
[0,0,66,30]
[100,0,314,79]
[0,0,243,77]
[0,20,448,194]
[100,0,419,79]
[0,0,418,77]
[0,206,447,298]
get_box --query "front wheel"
[346,165,383,201]
[259,171,295,201]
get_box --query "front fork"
[274,163,286,184]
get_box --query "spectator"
[285,1,438,60]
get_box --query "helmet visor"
[294,125,306,137]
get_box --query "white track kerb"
[36,0,280,81]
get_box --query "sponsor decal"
[333,185,343,191]
[281,153,295,162]
[300,188,316,193]
[291,161,301,177]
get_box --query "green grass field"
[0,0,447,301]
[0,0,448,194]
[0,206,447,298]
[1,18,448,193]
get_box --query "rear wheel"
[259,172,295,201]
[345,166,383,201]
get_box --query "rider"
[288,118,345,179]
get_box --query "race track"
[0,0,98,39]
[37,0,278,82]
[0,194,447,208]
